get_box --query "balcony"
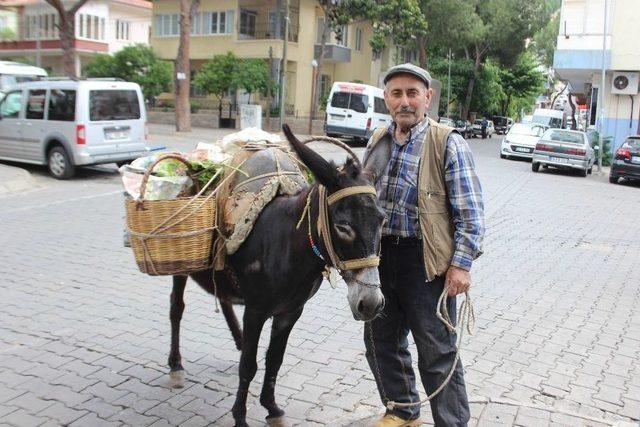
[0,38,108,54]
[237,0,299,42]
[314,43,351,63]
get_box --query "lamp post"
[597,0,608,172]
[308,59,318,135]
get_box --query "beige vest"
[370,118,455,281]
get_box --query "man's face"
[383,74,432,130]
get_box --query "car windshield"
[440,118,454,125]
[330,91,369,113]
[508,123,541,135]
[544,130,584,144]
[455,120,466,127]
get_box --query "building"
[553,0,640,150]
[150,0,432,118]
[0,0,152,76]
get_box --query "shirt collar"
[388,116,430,146]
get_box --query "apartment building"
[150,0,414,118]
[554,0,640,149]
[0,0,152,76]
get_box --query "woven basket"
[125,154,215,276]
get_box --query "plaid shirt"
[365,117,485,270]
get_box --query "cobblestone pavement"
[1,128,639,426]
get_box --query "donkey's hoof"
[266,415,288,427]
[169,369,185,388]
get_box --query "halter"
[316,185,380,271]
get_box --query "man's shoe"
[372,413,423,427]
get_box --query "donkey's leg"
[232,308,268,427]
[168,275,187,388]
[220,300,243,351]
[260,308,304,422]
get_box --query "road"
[0,125,639,426]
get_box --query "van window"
[0,90,22,118]
[26,89,46,120]
[374,97,389,114]
[89,90,141,121]
[48,89,76,121]
[330,91,368,113]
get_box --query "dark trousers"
[364,238,470,426]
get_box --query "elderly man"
[362,63,485,427]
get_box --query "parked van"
[0,60,47,90]
[0,78,152,179]
[325,82,392,142]
[532,108,564,128]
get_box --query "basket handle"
[138,153,201,201]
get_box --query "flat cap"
[383,63,432,88]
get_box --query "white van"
[532,108,564,129]
[0,78,152,179]
[0,60,47,90]
[325,82,392,142]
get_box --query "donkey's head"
[283,125,385,321]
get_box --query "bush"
[190,101,201,114]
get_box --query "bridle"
[316,184,380,272]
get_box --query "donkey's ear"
[283,124,339,189]
[363,135,392,184]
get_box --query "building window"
[335,25,348,47]
[203,10,233,35]
[116,19,130,40]
[24,13,60,40]
[75,13,104,40]
[355,28,362,51]
[268,10,285,38]
[240,9,256,37]
[155,13,180,36]
[191,12,201,35]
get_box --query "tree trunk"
[314,10,331,121]
[417,37,427,69]
[45,0,90,78]
[568,92,577,130]
[175,0,199,132]
[462,44,482,120]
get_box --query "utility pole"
[278,0,289,129]
[446,48,451,118]
[597,0,608,172]
[266,47,273,130]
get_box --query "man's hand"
[445,266,471,296]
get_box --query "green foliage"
[470,60,505,116]
[190,101,201,113]
[530,13,560,67]
[498,52,545,115]
[84,44,171,100]
[193,52,240,100]
[0,27,15,41]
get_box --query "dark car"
[610,136,640,184]
[454,119,472,138]
[492,116,514,135]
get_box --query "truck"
[532,108,565,128]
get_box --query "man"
[481,117,488,139]
[362,63,485,427]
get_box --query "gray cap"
[383,63,432,88]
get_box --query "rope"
[368,286,475,410]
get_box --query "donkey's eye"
[334,223,355,241]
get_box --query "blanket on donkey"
[213,144,308,270]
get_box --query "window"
[374,97,389,114]
[48,90,76,122]
[203,10,234,35]
[330,91,368,113]
[316,17,325,44]
[268,10,285,38]
[335,25,348,47]
[240,9,256,37]
[155,13,180,36]
[26,90,46,120]
[0,91,22,119]
[0,16,7,30]
[191,12,201,35]
[355,28,362,51]
[116,19,130,40]
[24,14,59,39]
[89,90,140,121]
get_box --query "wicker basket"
[125,154,216,276]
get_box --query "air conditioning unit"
[611,72,639,95]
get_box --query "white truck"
[532,108,565,128]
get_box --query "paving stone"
[70,412,123,427]
[109,408,160,426]
[37,402,88,425]
[7,391,55,413]
[74,397,123,419]
[1,408,48,427]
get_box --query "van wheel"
[579,168,588,177]
[532,162,540,172]
[48,146,75,180]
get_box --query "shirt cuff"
[450,249,473,271]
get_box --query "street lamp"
[308,59,318,135]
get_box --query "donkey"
[168,125,386,427]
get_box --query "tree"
[175,0,200,132]
[498,52,545,116]
[193,52,240,119]
[84,45,172,102]
[45,0,90,77]
[530,13,560,67]
[236,59,271,104]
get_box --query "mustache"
[395,107,416,114]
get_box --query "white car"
[0,78,153,179]
[500,123,548,160]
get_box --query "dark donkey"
[168,125,386,426]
